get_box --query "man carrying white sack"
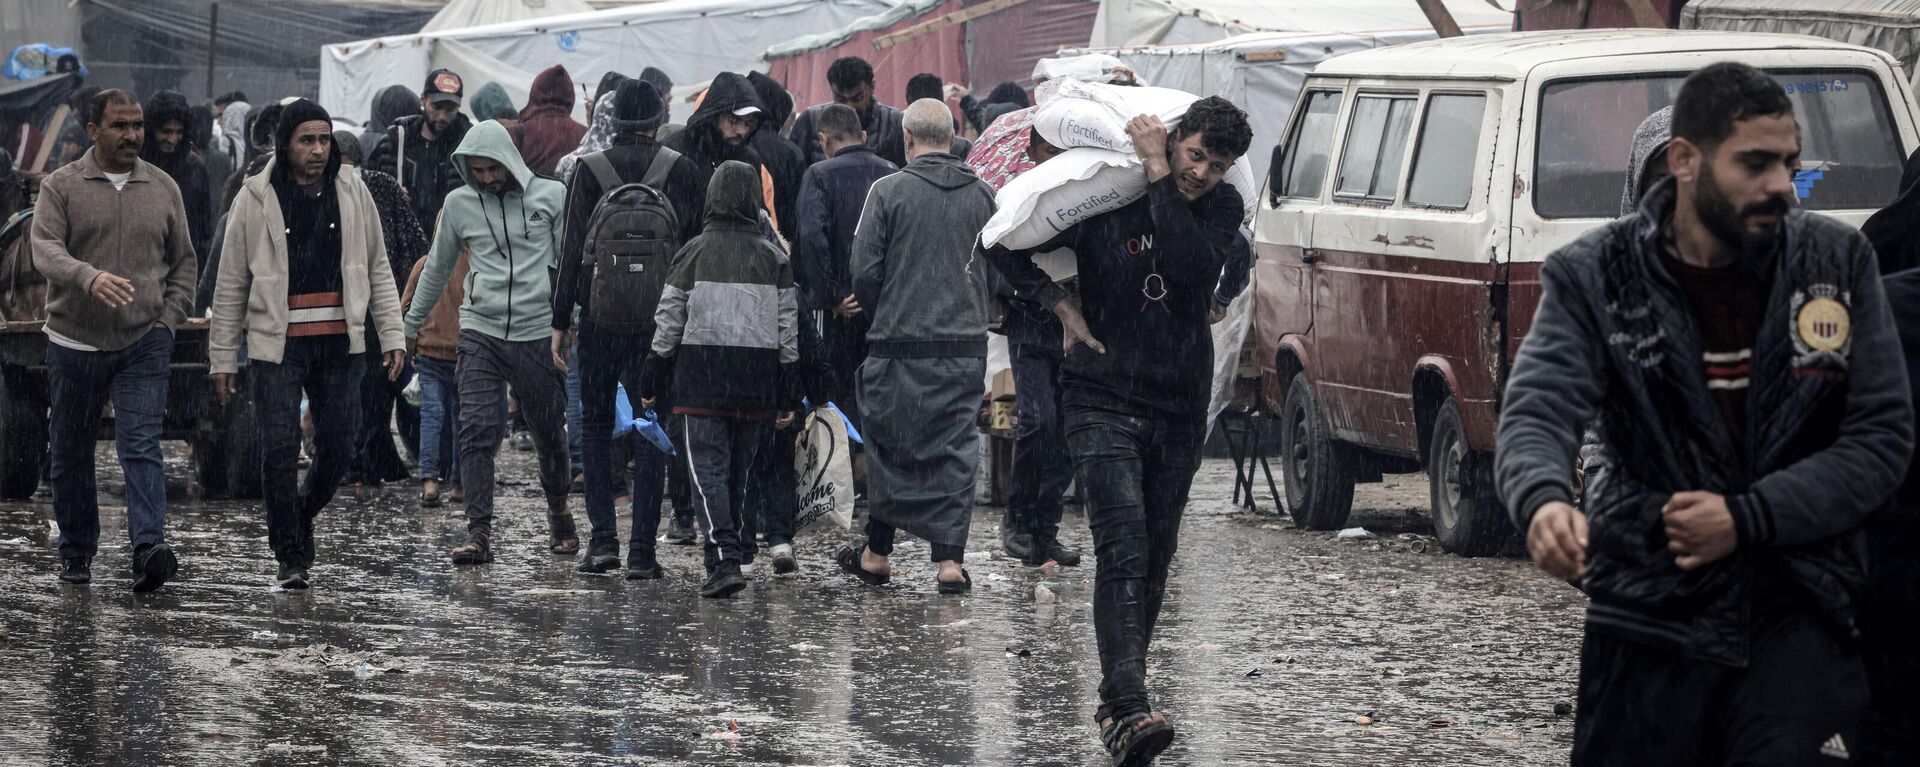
[984,96,1252,767]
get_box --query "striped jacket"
[643,160,798,414]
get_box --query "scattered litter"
[704,721,743,741]
[788,642,824,652]
[1244,669,1263,678]
[1353,713,1375,726]
[249,631,281,640]
[1006,646,1031,658]
[1319,573,1345,581]
[1382,667,1404,676]
[1273,656,1296,664]
[0,536,29,546]
[1033,584,1057,604]
[1553,703,1573,716]
[986,573,1010,582]
[1428,718,1453,728]
[1336,527,1375,540]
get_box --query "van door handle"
[1300,248,1320,264]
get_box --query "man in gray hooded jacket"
[835,99,995,595]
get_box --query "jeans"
[47,327,172,559]
[1008,342,1072,542]
[455,331,571,534]
[252,335,364,565]
[750,422,800,546]
[1066,400,1204,723]
[682,415,766,568]
[577,323,664,555]
[416,355,460,483]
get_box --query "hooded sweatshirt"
[1620,106,1674,217]
[641,160,797,414]
[850,152,996,359]
[556,96,620,186]
[141,90,213,261]
[360,85,420,154]
[403,120,566,344]
[666,72,781,231]
[469,83,516,124]
[217,101,251,170]
[512,65,588,176]
[748,71,805,243]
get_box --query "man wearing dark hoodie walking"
[404,120,577,567]
[367,69,473,236]
[665,71,781,233]
[512,64,588,177]
[835,100,994,595]
[141,91,212,263]
[552,79,706,580]
[209,100,408,589]
[641,160,799,599]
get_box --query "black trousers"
[682,415,766,569]
[750,422,800,547]
[253,335,364,566]
[576,323,672,556]
[1572,603,1869,766]
[1066,399,1204,724]
[1008,341,1072,542]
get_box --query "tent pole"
[1413,0,1465,38]
[205,3,220,101]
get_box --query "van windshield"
[1534,70,1904,219]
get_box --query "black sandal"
[835,545,890,586]
[549,513,580,556]
[937,569,972,595]
[450,534,493,566]
[1101,712,1175,767]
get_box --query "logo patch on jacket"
[1791,284,1852,372]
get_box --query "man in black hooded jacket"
[141,91,212,262]
[665,72,779,233]
[366,69,474,235]
[748,71,805,244]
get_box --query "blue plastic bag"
[5,45,85,81]
[615,383,676,455]
[802,398,862,445]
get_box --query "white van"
[1251,30,1920,555]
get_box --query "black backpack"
[580,147,682,335]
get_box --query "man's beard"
[430,118,452,135]
[1693,162,1790,257]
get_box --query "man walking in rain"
[32,89,197,591]
[835,99,995,595]
[984,96,1253,764]
[1496,62,1911,766]
[208,99,407,589]
[404,120,576,567]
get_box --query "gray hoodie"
[850,152,995,358]
[1620,106,1674,217]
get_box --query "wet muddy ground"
[0,444,1586,766]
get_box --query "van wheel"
[0,367,47,500]
[1428,398,1512,556]
[1280,373,1354,530]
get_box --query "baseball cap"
[731,105,762,118]
[423,68,464,106]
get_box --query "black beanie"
[274,99,340,182]
[613,79,666,134]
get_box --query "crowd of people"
[18,53,1256,764]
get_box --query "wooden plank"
[1412,0,1466,38]
[871,0,1034,51]
[1620,0,1668,28]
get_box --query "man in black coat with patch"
[366,68,474,235]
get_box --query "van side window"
[1407,94,1488,209]
[1335,95,1417,203]
[1281,90,1343,199]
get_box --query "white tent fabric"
[319,0,896,127]
[1683,0,1920,78]
[422,0,599,33]
[1090,0,1514,46]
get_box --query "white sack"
[981,149,1259,251]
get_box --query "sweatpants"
[455,330,571,536]
[253,335,364,566]
[681,415,765,569]
[1572,603,1869,766]
[1066,399,1205,724]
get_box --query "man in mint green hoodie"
[403,120,576,566]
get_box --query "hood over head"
[273,98,341,184]
[189,105,214,151]
[452,119,535,193]
[594,71,627,107]
[746,71,794,131]
[1621,106,1673,216]
[470,82,516,122]
[220,101,251,142]
[525,65,575,117]
[371,84,421,132]
[986,81,1030,108]
[612,78,666,135]
[332,129,363,166]
[556,94,621,185]
[902,152,981,191]
[640,67,673,121]
[141,90,195,161]
[686,72,765,132]
[704,159,763,228]
[249,102,285,154]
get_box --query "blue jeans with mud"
[252,335,363,566]
[1066,399,1203,724]
[47,327,173,559]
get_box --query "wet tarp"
[761,0,1099,109]
[1089,0,1515,47]
[319,0,895,129]
[422,0,597,33]
[75,0,439,110]
[0,73,81,125]
[1683,0,1920,79]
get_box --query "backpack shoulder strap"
[641,146,680,190]
[582,151,622,194]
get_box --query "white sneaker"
[770,544,798,575]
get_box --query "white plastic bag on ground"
[793,407,855,534]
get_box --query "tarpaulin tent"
[1683,0,1920,79]
[762,0,1099,111]
[423,0,598,32]
[1090,0,1514,46]
[320,0,896,128]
